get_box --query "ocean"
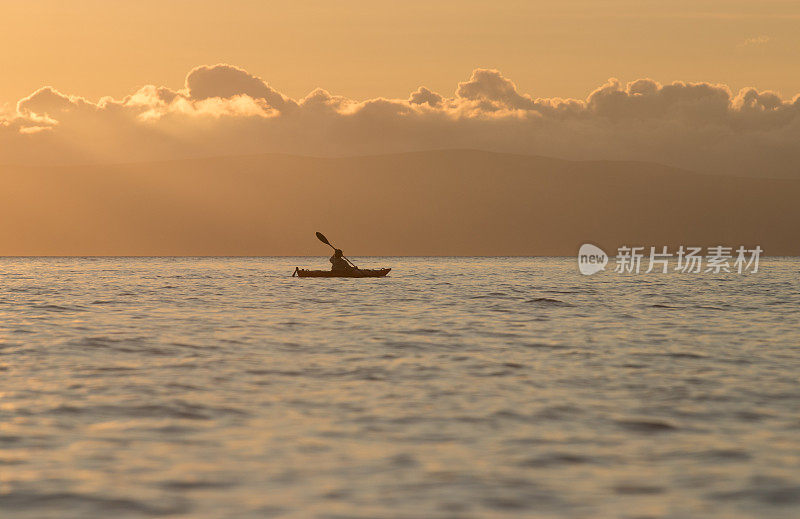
[1,257,798,518]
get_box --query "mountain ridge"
[1,150,798,256]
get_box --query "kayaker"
[330,249,353,272]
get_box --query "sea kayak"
[293,267,391,278]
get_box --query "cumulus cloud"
[184,64,295,112]
[17,87,91,116]
[738,35,770,47]
[455,68,536,111]
[2,63,800,177]
[408,87,443,108]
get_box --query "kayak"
[293,267,391,278]
[294,268,391,278]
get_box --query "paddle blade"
[315,232,331,246]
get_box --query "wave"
[31,304,85,312]
[615,418,678,433]
[525,297,574,307]
[0,492,187,515]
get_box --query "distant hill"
[1,150,798,255]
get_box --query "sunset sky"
[1,1,799,175]
[3,6,798,517]
[3,1,799,104]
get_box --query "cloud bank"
[3,64,800,176]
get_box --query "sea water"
[1,257,798,518]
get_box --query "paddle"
[315,232,358,268]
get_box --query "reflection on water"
[1,257,799,518]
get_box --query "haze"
[2,151,798,256]
[1,2,799,255]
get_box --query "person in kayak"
[330,249,354,272]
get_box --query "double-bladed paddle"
[316,232,358,268]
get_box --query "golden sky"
[2,0,799,105]
[2,2,799,255]
[2,1,800,178]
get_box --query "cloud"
[455,68,536,111]
[184,64,295,112]
[2,64,800,177]
[738,35,771,47]
[409,87,443,108]
[17,87,88,116]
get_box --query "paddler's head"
[334,249,343,258]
